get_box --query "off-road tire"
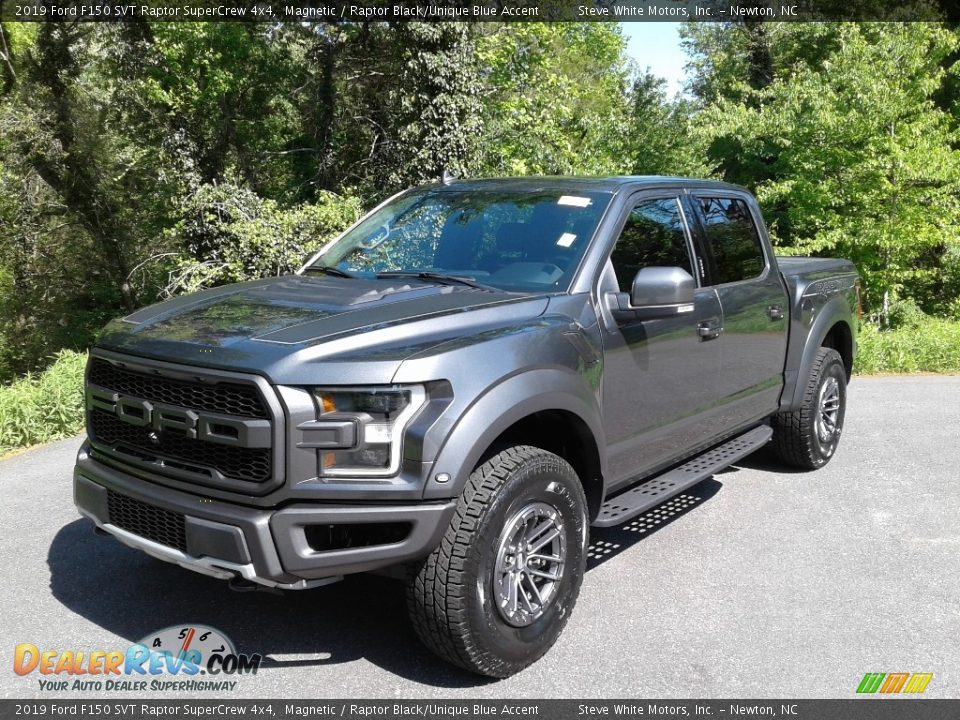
[406,445,588,678]
[771,347,847,469]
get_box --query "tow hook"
[228,576,283,595]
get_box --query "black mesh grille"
[89,359,268,419]
[91,409,272,482]
[107,490,187,552]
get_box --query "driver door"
[598,194,727,491]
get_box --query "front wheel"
[406,445,588,678]
[771,347,847,469]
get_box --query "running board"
[592,425,773,528]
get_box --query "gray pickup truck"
[74,176,858,677]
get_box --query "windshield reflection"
[308,188,612,292]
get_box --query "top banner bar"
[2,0,959,22]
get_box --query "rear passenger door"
[685,193,789,425]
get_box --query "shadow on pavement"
[586,444,817,569]
[586,478,723,571]
[47,519,493,688]
[734,446,814,474]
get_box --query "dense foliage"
[1,20,960,389]
[856,316,960,374]
[0,350,86,454]
[684,23,960,316]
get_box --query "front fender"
[422,369,605,500]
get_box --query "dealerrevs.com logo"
[14,625,261,693]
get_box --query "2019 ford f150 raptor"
[74,176,859,677]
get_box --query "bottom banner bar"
[3,699,959,720]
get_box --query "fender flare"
[422,368,606,500]
[783,297,854,411]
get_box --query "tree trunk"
[26,24,138,310]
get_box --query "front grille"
[87,357,275,487]
[107,490,187,552]
[91,409,272,482]
[89,359,268,419]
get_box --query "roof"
[419,175,748,195]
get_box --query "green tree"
[693,23,960,315]
[389,23,484,186]
[0,23,148,379]
[476,23,632,176]
[625,69,708,177]
[0,19,704,384]
[162,182,359,296]
[270,22,483,197]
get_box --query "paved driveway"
[2,376,958,699]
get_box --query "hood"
[96,275,550,384]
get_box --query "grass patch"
[856,318,960,374]
[0,350,87,455]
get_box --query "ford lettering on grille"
[85,361,275,487]
[87,387,271,449]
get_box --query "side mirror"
[607,266,696,322]
[631,266,695,308]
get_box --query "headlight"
[309,385,426,477]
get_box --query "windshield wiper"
[375,271,493,290]
[303,265,356,279]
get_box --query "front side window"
[610,198,694,292]
[308,188,612,292]
[695,197,765,285]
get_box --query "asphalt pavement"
[2,376,958,699]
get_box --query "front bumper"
[74,443,456,590]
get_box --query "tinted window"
[310,189,611,292]
[696,197,765,284]
[610,198,693,292]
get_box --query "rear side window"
[610,198,694,293]
[695,197,765,285]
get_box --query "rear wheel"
[406,445,588,677]
[771,347,847,469]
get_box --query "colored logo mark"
[857,672,933,694]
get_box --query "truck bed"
[776,256,858,293]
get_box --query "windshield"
[306,188,612,292]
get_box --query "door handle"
[698,318,722,340]
[767,304,784,320]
